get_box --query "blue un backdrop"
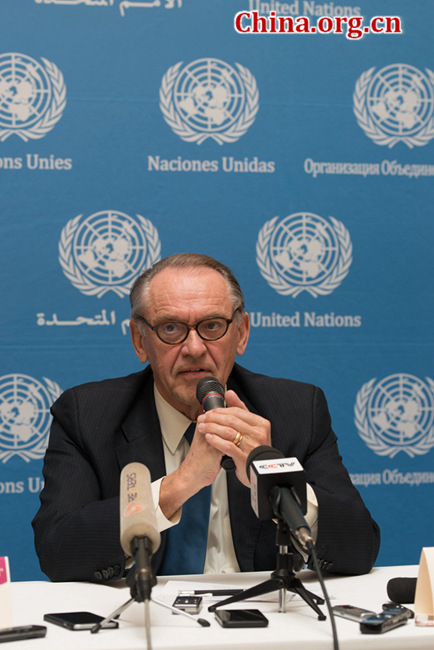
[0,0,433,580]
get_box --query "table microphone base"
[91,595,210,634]
[208,520,326,620]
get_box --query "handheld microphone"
[246,445,314,549]
[387,577,417,604]
[120,463,161,601]
[196,376,235,471]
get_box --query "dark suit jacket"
[32,364,380,582]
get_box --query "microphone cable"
[306,540,340,650]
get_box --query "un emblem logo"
[256,213,352,297]
[59,211,161,298]
[0,374,62,463]
[159,58,259,144]
[355,374,434,458]
[354,63,434,148]
[0,53,66,142]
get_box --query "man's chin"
[170,384,205,419]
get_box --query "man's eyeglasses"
[135,309,240,345]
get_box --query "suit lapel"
[114,370,166,481]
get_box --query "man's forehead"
[146,266,232,313]
[150,265,227,291]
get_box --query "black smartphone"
[44,611,118,630]
[0,625,47,643]
[214,609,269,628]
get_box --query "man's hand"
[158,423,223,520]
[196,389,272,487]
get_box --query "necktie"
[159,423,212,575]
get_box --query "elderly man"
[33,253,380,582]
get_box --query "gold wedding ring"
[232,431,243,447]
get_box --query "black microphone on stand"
[208,445,326,621]
[120,463,161,602]
[196,376,236,471]
[246,445,314,550]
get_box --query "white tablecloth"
[9,565,433,650]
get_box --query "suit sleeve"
[303,386,380,575]
[32,389,126,583]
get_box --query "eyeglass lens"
[157,317,229,343]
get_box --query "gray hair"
[129,253,245,325]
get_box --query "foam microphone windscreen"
[386,577,417,604]
[120,462,161,556]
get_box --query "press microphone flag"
[246,445,314,549]
[246,445,307,520]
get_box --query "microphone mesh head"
[196,376,224,404]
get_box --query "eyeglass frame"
[134,308,241,345]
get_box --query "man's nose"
[180,327,207,354]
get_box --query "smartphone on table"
[44,611,118,630]
[214,608,269,628]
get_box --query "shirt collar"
[153,383,194,455]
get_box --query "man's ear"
[130,320,148,364]
[236,311,250,356]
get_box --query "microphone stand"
[208,518,326,619]
[91,536,210,640]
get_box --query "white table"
[9,565,433,650]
